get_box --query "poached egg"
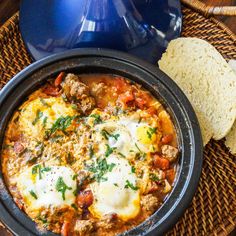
[17,165,77,212]
[89,155,140,221]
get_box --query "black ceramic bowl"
[0,49,203,236]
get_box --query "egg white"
[92,115,159,158]
[118,117,158,153]
[18,97,78,140]
[93,121,132,157]
[17,165,77,212]
[89,155,140,221]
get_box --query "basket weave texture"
[0,5,235,236]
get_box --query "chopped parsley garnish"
[37,214,47,224]
[124,180,139,191]
[114,183,119,187]
[56,177,72,200]
[71,104,78,110]
[40,98,50,107]
[101,129,120,141]
[149,173,160,182]
[72,174,78,180]
[29,190,38,199]
[135,143,142,152]
[118,152,126,158]
[71,203,78,210]
[111,134,120,141]
[41,167,51,172]
[32,165,51,179]
[42,116,48,127]
[131,166,136,173]
[87,158,116,182]
[109,163,116,171]
[147,127,157,139]
[45,115,77,137]
[32,110,43,125]
[101,130,109,140]
[73,188,78,196]
[112,134,120,140]
[32,164,42,179]
[105,144,116,157]
[90,114,103,125]
[134,143,146,160]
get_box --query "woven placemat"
[0,5,235,236]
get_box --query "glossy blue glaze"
[19,0,182,63]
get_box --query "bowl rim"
[0,48,203,236]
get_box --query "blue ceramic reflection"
[20,0,182,63]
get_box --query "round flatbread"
[158,37,236,145]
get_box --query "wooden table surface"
[0,1,235,236]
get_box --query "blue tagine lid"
[19,0,182,63]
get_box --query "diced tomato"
[77,190,93,208]
[134,92,151,109]
[153,155,170,170]
[146,106,157,115]
[54,72,65,87]
[135,97,147,109]
[113,77,127,92]
[42,84,60,97]
[161,134,173,144]
[14,141,24,154]
[61,221,70,236]
[118,90,134,105]
[165,168,175,184]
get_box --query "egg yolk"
[136,125,157,145]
